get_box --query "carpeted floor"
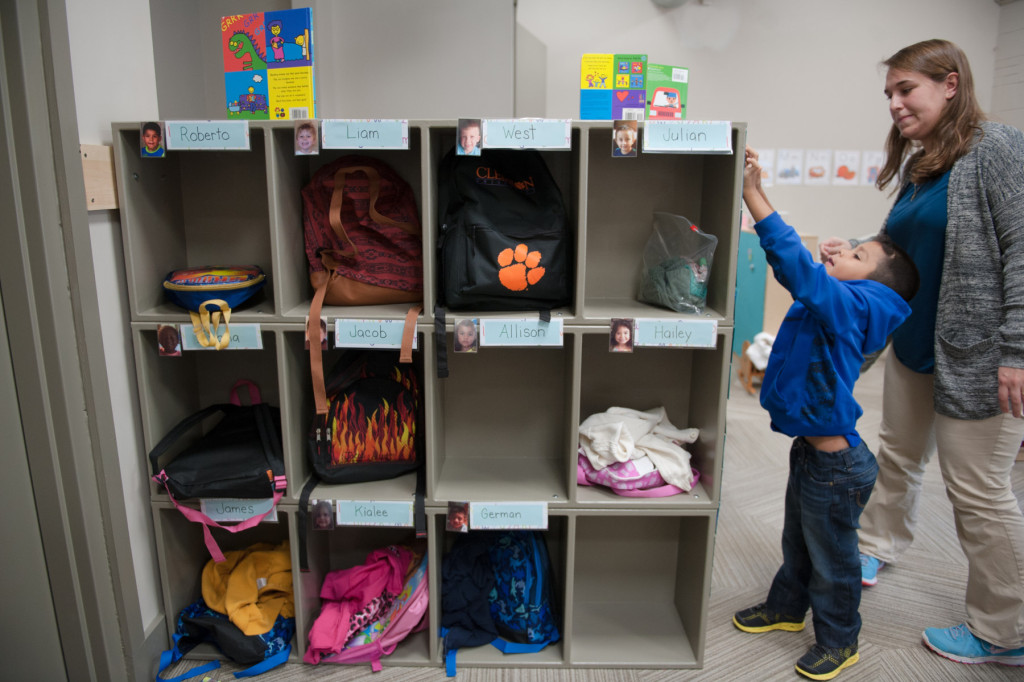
[162,352,1024,681]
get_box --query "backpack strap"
[155,633,221,681]
[188,299,232,350]
[308,268,333,416]
[229,379,261,406]
[148,404,232,477]
[231,643,291,678]
[324,164,420,264]
[297,476,318,572]
[433,304,449,378]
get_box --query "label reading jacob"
[164,120,251,151]
[200,498,277,523]
[335,319,419,350]
[480,318,563,347]
[470,502,548,530]
[336,500,414,527]
[321,119,409,149]
[634,318,718,348]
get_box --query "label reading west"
[634,318,718,348]
[335,319,419,350]
[336,500,414,527]
[321,119,410,149]
[164,121,251,151]
[179,323,263,351]
[479,318,563,347]
[470,502,548,530]
[642,120,732,154]
[200,498,277,523]
[482,119,572,149]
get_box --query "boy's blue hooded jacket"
[755,212,911,446]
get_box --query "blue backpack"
[441,530,560,676]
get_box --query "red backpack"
[301,155,423,306]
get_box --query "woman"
[819,39,1024,667]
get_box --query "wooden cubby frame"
[112,119,746,672]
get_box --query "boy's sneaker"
[795,643,859,680]
[922,623,1024,666]
[860,554,884,586]
[732,603,805,633]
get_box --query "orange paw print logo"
[497,243,545,291]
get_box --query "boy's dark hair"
[870,234,919,302]
[143,121,161,138]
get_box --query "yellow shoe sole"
[732,615,806,633]
[795,651,860,680]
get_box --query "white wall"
[517,0,1002,242]
[65,0,162,634]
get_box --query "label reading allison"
[480,318,563,347]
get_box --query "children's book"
[645,63,688,121]
[580,53,647,120]
[221,9,315,120]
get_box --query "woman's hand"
[819,237,851,263]
[998,366,1024,418]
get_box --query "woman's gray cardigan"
[871,121,1024,420]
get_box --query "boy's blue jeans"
[765,437,878,648]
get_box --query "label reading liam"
[180,323,263,351]
[335,319,419,350]
[337,500,414,527]
[635,318,718,348]
[480,318,563,347]
[470,502,548,530]
[164,120,250,151]
[321,119,409,150]
[482,119,572,150]
[200,498,277,523]
[642,120,732,154]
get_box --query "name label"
[470,502,548,530]
[480,318,563,347]
[642,120,732,154]
[335,319,419,350]
[321,119,410,149]
[337,500,414,527]
[200,497,277,522]
[635,318,718,348]
[179,323,263,351]
[482,119,572,149]
[164,120,251,151]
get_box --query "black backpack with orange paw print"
[437,147,572,312]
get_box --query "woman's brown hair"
[877,39,984,191]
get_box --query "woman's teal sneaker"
[923,623,1024,666]
[860,553,884,586]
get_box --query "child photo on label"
[453,318,479,353]
[305,315,328,350]
[312,499,335,530]
[295,120,319,155]
[157,324,181,356]
[447,502,469,532]
[612,120,638,158]
[456,118,481,156]
[141,121,165,158]
[610,318,635,352]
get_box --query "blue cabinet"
[733,230,767,356]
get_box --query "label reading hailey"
[635,318,717,348]
[335,319,419,350]
[200,498,277,523]
[470,502,548,530]
[336,500,414,527]
[480,318,563,347]
[164,120,250,151]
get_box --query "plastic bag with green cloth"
[638,212,718,314]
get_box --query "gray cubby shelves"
[113,119,745,671]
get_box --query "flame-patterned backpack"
[298,349,425,569]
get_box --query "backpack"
[298,349,425,570]
[301,155,423,306]
[437,148,572,311]
[149,380,287,563]
[320,549,429,671]
[576,449,700,497]
[155,599,295,682]
[441,531,560,676]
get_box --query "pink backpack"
[576,449,699,497]
[320,552,429,671]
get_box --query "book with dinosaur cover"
[221,8,315,120]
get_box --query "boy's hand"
[742,146,773,222]
[743,146,762,193]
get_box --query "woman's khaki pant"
[858,355,1024,648]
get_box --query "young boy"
[733,147,919,680]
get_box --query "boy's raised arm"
[743,146,775,223]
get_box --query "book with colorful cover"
[579,53,647,120]
[645,63,688,121]
[221,8,315,120]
